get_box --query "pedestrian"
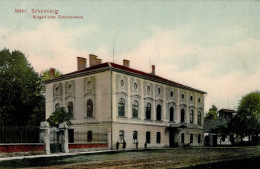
[136,141,138,149]
[122,140,126,150]
[116,140,119,150]
[144,142,147,149]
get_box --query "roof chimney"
[77,57,87,71]
[89,54,100,67]
[123,59,130,68]
[50,68,55,79]
[151,65,155,75]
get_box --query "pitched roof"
[44,62,206,94]
[218,109,236,113]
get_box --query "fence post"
[59,122,69,153]
[40,121,50,154]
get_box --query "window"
[181,109,185,123]
[157,88,161,94]
[134,83,137,90]
[119,130,124,142]
[156,132,161,144]
[87,131,93,143]
[87,99,93,117]
[55,103,60,110]
[87,81,92,89]
[221,135,225,142]
[156,105,161,121]
[68,101,73,119]
[170,107,174,122]
[198,98,201,103]
[146,131,151,144]
[55,87,60,94]
[132,100,138,118]
[190,96,193,101]
[198,111,201,125]
[190,134,193,143]
[198,134,201,143]
[146,103,151,120]
[118,98,125,117]
[133,131,138,143]
[182,94,185,99]
[68,84,72,92]
[120,80,124,87]
[147,85,150,92]
[170,91,173,97]
[181,133,185,143]
[190,110,194,124]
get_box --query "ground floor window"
[119,130,124,143]
[146,131,151,144]
[87,131,93,142]
[198,134,201,143]
[181,133,185,143]
[133,131,138,143]
[156,132,161,144]
[221,135,225,142]
[190,134,193,143]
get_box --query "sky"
[0,0,260,113]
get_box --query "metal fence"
[0,125,40,143]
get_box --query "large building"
[44,54,206,149]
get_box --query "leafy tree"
[0,49,45,125]
[205,105,218,120]
[47,107,71,127]
[229,91,260,143]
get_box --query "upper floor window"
[146,131,151,144]
[55,87,60,94]
[87,81,92,89]
[156,104,162,121]
[134,83,137,90]
[87,99,93,117]
[118,98,125,117]
[190,110,194,124]
[198,111,201,125]
[198,134,201,143]
[181,109,185,123]
[170,91,173,97]
[132,100,138,118]
[170,107,174,122]
[190,134,193,143]
[146,103,151,120]
[156,132,161,144]
[190,96,193,101]
[133,131,138,143]
[55,103,60,110]
[157,88,161,94]
[181,94,185,99]
[68,101,73,119]
[68,84,72,92]
[120,80,124,87]
[147,85,150,92]
[198,98,201,103]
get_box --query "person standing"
[122,140,126,150]
[116,140,119,150]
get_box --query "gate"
[50,127,62,153]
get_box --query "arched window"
[146,131,151,144]
[156,132,161,144]
[181,133,185,143]
[55,103,60,110]
[119,130,124,142]
[118,98,125,117]
[68,101,73,119]
[198,111,201,125]
[133,131,138,143]
[146,103,151,120]
[87,99,93,117]
[87,131,93,143]
[190,110,194,124]
[181,109,185,123]
[170,107,174,122]
[132,100,138,118]
[156,105,161,121]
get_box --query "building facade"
[45,54,206,149]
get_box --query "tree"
[229,91,260,143]
[47,107,71,127]
[0,49,45,125]
[205,105,218,120]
